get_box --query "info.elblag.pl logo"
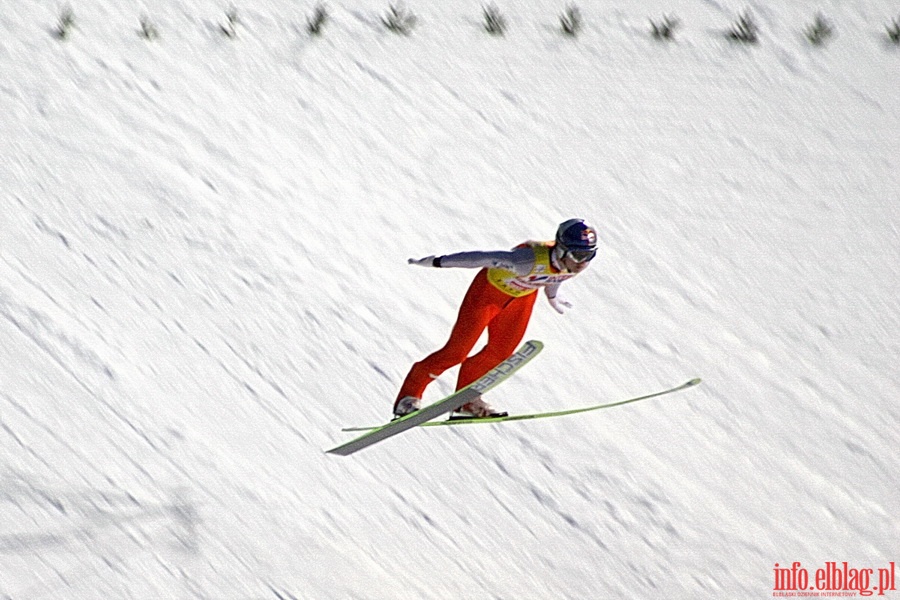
[773,561,897,597]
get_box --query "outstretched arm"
[408,247,536,276]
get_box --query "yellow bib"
[486,243,578,297]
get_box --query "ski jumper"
[396,241,580,405]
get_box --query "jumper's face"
[561,252,593,273]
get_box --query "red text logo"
[773,562,896,597]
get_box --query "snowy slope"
[1,0,899,598]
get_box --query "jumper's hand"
[548,295,573,314]
[408,256,438,267]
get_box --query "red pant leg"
[396,270,510,402]
[456,290,536,390]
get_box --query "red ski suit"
[396,269,537,401]
[396,241,578,405]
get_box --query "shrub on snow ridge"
[888,17,900,44]
[482,4,507,36]
[307,4,329,36]
[220,7,239,38]
[727,11,759,44]
[560,5,582,37]
[383,4,417,35]
[139,15,160,40]
[55,5,76,40]
[805,13,834,46]
[650,15,680,41]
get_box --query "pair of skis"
[327,340,701,456]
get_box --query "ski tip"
[686,377,702,386]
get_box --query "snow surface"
[1,0,899,598]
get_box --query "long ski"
[342,378,701,431]
[326,340,543,456]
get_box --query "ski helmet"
[555,219,598,262]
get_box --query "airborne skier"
[394,218,598,419]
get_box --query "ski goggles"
[563,247,597,263]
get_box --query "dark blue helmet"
[556,219,598,262]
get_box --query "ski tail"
[421,377,702,426]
